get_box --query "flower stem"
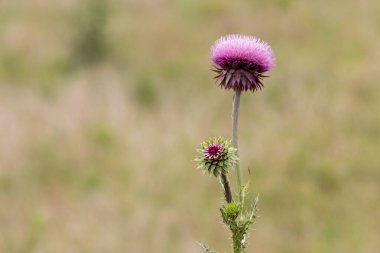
[221,173,232,203]
[232,90,242,195]
[232,234,245,253]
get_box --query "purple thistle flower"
[210,34,274,92]
[204,144,224,159]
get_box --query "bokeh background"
[0,0,379,252]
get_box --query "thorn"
[255,194,260,205]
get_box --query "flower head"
[195,137,238,177]
[210,34,274,92]
[204,144,224,159]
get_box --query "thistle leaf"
[248,194,259,221]
[198,242,219,253]
[239,182,249,207]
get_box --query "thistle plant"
[195,34,274,253]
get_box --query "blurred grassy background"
[0,0,379,252]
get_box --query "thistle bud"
[195,137,238,177]
[222,202,240,220]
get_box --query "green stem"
[232,224,246,253]
[232,90,242,196]
[233,237,244,253]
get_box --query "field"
[0,0,379,252]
